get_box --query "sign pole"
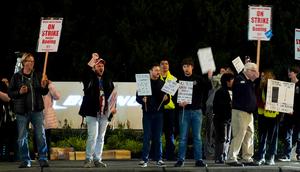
[42,51,49,80]
[256,39,261,72]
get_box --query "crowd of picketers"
[0,53,299,169]
[135,57,300,168]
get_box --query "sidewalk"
[1,159,300,172]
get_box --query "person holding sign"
[79,53,116,168]
[159,59,177,160]
[226,62,259,166]
[136,63,170,168]
[8,53,49,168]
[255,70,280,165]
[279,67,300,162]
[213,73,234,164]
[174,57,212,168]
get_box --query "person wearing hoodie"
[213,73,234,164]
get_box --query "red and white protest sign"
[37,18,63,52]
[108,88,118,114]
[295,28,300,60]
[248,5,272,41]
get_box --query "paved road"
[1,159,300,172]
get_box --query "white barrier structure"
[52,82,142,129]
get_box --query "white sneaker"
[278,156,291,162]
[138,160,146,165]
[157,160,166,167]
[140,162,147,168]
[266,159,275,165]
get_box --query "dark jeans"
[142,111,163,162]
[213,118,231,161]
[281,115,300,158]
[162,109,175,160]
[257,115,279,160]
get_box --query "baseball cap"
[96,58,106,65]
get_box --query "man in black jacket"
[174,57,212,168]
[226,62,259,166]
[8,53,49,168]
[136,63,170,168]
[79,53,116,168]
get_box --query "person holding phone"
[8,53,49,168]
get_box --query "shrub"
[53,136,86,151]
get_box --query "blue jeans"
[282,116,300,158]
[85,115,109,161]
[177,109,203,161]
[142,111,163,162]
[16,112,48,164]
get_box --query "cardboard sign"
[161,80,179,96]
[107,87,117,117]
[37,17,63,52]
[295,28,300,60]
[135,74,152,96]
[232,56,244,73]
[177,81,193,104]
[197,47,216,74]
[248,5,272,41]
[265,79,295,114]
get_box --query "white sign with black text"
[232,56,245,73]
[135,74,152,96]
[177,81,193,104]
[265,79,295,114]
[161,80,179,96]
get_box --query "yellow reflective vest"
[160,71,176,109]
[258,89,279,118]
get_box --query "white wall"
[52,82,143,129]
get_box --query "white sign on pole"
[232,56,245,73]
[135,74,152,96]
[295,28,300,60]
[177,81,193,104]
[265,79,295,114]
[197,47,216,74]
[161,80,179,96]
[248,5,272,41]
[37,18,63,52]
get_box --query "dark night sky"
[2,0,300,81]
